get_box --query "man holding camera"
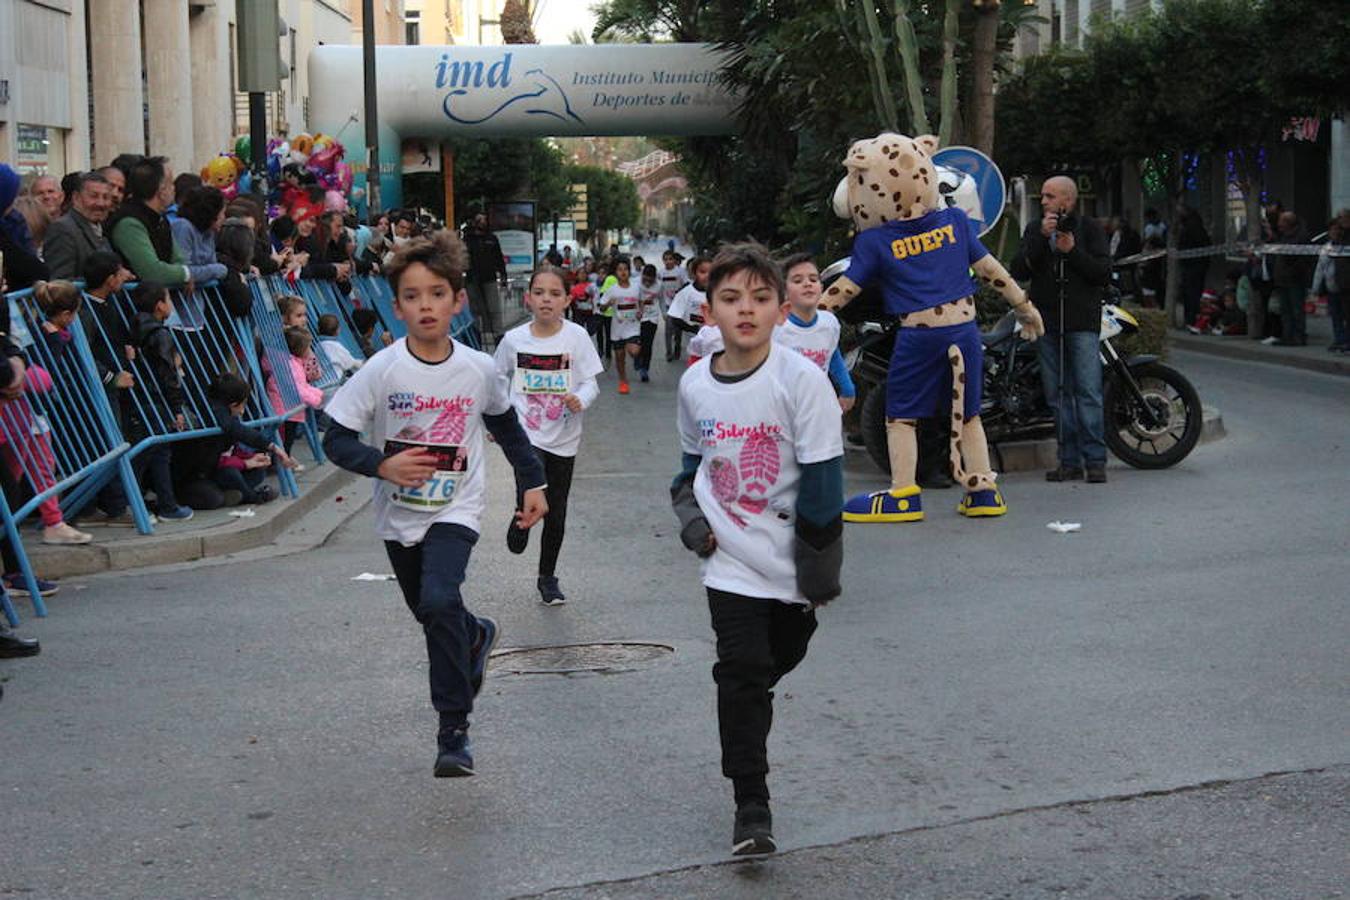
[1010,176,1113,483]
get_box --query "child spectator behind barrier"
[266,326,325,455]
[72,251,140,527]
[351,308,387,358]
[172,372,296,510]
[128,282,194,521]
[317,313,362,376]
[276,294,321,383]
[0,281,94,545]
[214,218,258,318]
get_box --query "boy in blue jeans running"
[324,231,548,777]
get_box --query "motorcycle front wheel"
[1103,361,1202,469]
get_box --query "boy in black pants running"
[672,243,844,855]
[324,232,548,777]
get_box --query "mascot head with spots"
[831,133,941,232]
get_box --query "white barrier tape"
[1115,243,1350,266]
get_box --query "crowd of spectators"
[0,154,451,645]
[1099,202,1349,352]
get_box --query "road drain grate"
[489,642,675,675]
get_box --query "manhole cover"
[489,641,675,675]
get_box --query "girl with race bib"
[494,265,605,605]
[598,258,642,395]
[636,263,663,382]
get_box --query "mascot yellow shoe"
[843,484,924,523]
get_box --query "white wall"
[0,0,84,172]
[1332,119,1350,217]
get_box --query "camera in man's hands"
[1054,211,1078,234]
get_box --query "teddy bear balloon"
[821,132,1044,523]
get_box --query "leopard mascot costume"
[822,133,1044,521]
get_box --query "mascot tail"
[948,345,968,486]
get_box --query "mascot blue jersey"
[845,207,990,316]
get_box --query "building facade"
[403,0,506,47]
[0,0,401,180]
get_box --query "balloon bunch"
[215,132,360,219]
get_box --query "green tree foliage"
[996,0,1350,308]
[993,48,1105,176]
[566,165,641,246]
[608,0,1035,255]
[590,0,712,42]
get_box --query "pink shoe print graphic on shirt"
[428,406,467,444]
[708,456,748,528]
[737,431,780,515]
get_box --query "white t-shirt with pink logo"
[677,344,843,605]
[773,309,841,372]
[493,320,604,458]
[326,338,510,546]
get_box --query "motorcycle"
[830,262,1204,474]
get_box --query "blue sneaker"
[434,727,475,777]
[470,616,499,697]
[842,485,924,523]
[958,488,1007,517]
[2,573,59,598]
[157,505,194,521]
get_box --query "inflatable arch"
[309,43,738,210]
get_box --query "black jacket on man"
[0,225,49,291]
[1270,226,1314,289]
[463,227,507,284]
[1010,216,1112,333]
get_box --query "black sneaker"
[732,801,776,856]
[434,727,474,778]
[1045,466,1084,482]
[1086,465,1108,483]
[506,518,530,555]
[537,576,567,607]
[469,616,499,697]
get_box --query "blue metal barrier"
[351,273,481,349]
[63,283,301,537]
[1,289,131,622]
[248,279,326,464]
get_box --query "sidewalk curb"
[29,466,361,581]
[992,406,1225,473]
[1169,333,1350,377]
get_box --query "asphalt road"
[2,347,1346,899]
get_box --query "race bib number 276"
[383,439,467,511]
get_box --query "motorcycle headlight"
[843,347,862,370]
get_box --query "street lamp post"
[362,0,382,216]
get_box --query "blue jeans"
[385,523,481,728]
[1327,290,1347,347]
[1038,331,1107,468]
[1275,283,1307,342]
